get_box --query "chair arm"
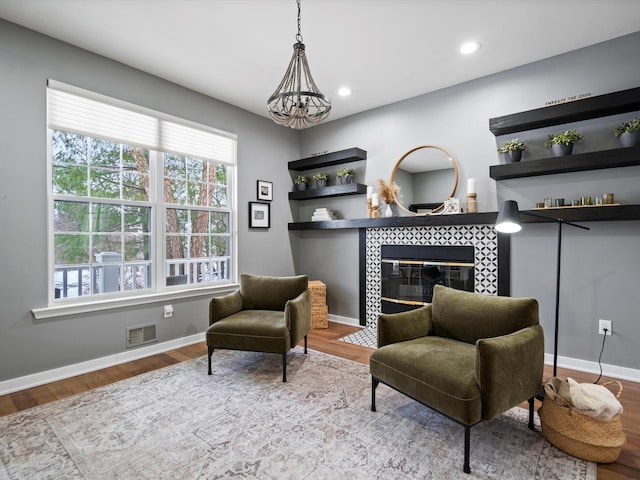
[376,305,432,348]
[209,290,243,325]
[285,289,311,346]
[475,324,544,420]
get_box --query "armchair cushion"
[431,283,539,344]
[240,273,308,311]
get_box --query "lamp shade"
[495,200,522,233]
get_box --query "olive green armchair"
[206,273,311,382]
[370,284,544,474]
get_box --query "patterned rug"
[0,348,595,480]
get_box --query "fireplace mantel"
[288,204,640,230]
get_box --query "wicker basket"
[538,380,626,463]
[309,280,328,329]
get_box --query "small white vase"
[384,203,393,217]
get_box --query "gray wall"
[0,20,300,382]
[295,32,640,371]
[2,18,639,382]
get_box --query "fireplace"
[381,245,474,313]
[361,224,506,328]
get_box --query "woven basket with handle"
[538,379,626,463]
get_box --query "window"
[47,81,236,303]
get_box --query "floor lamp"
[495,200,590,380]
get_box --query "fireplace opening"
[380,245,474,314]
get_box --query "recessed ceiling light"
[460,41,481,55]
[338,86,352,96]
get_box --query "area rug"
[0,348,595,480]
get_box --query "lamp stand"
[524,213,590,399]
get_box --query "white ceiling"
[2,0,640,125]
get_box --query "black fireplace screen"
[380,245,474,313]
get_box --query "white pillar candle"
[467,178,476,194]
[367,186,373,199]
[371,193,379,206]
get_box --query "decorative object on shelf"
[603,193,614,204]
[544,129,584,156]
[614,117,640,148]
[249,202,270,228]
[293,174,309,191]
[257,180,273,201]
[366,186,373,218]
[266,0,331,129]
[497,138,526,163]
[371,193,380,218]
[312,172,328,188]
[466,178,477,213]
[443,197,460,214]
[495,200,590,394]
[336,167,355,184]
[377,179,400,217]
[311,207,336,221]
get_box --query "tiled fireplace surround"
[359,224,509,328]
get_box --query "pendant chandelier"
[267,0,331,129]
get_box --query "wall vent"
[126,323,158,348]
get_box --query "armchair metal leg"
[207,346,214,375]
[304,335,308,354]
[528,397,535,430]
[282,353,287,382]
[463,425,471,474]
[371,378,379,412]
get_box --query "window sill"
[31,283,239,320]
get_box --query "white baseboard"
[328,314,360,327]
[0,333,205,396]
[548,353,640,383]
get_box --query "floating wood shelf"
[489,87,640,136]
[489,146,640,180]
[288,147,367,171]
[288,183,367,200]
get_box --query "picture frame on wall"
[257,180,273,201]
[249,201,270,228]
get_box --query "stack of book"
[311,208,337,221]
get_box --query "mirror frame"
[389,145,459,216]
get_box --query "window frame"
[34,82,238,319]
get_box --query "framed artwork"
[257,180,273,201]
[249,201,270,228]
[443,197,461,215]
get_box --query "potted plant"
[614,118,640,148]
[312,172,328,188]
[336,168,355,184]
[293,175,309,191]
[544,129,583,156]
[497,138,527,163]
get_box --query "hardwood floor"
[1,321,637,479]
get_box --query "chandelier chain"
[296,0,303,43]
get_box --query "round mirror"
[389,145,459,215]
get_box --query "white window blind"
[47,80,236,164]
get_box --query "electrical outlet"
[598,319,612,336]
[163,304,174,318]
